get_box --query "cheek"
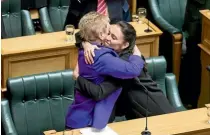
[109,41,122,51]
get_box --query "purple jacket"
[66,45,144,129]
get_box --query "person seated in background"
[65,12,144,129]
[64,0,131,28]
[73,21,177,122]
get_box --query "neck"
[95,39,102,45]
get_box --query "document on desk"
[80,126,118,135]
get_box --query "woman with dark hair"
[74,21,177,122]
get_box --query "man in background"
[64,0,131,28]
[179,0,210,108]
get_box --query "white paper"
[80,126,118,135]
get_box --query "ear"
[98,32,105,40]
[124,42,129,48]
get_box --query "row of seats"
[1,0,69,38]
[2,56,186,135]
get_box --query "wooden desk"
[198,10,210,107]
[44,108,210,135]
[1,21,162,88]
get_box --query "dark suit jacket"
[64,0,130,28]
[21,0,47,9]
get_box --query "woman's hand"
[133,45,142,56]
[82,41,100,64]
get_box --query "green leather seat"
[146,56,186,111]
[148,0,188,81]
[1,57,185,135]
[115,56,186,122]
[39,0,70,33]
[2,70,75,135]
[148,0,187,34]
[1,0,35,38]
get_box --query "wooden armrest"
[172,33,183,83]
[43,130,57,135]
[2,88,7,92]
[172,33,182,41]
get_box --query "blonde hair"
[78,12,110,41]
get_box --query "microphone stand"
[141,86,151,135]
[144,12,152,33]
[137,81,151,135]
[144,19,152,33]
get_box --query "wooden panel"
[137,44,150,57]
[11,56,66,77]
[198,44,210,107]
[136,36,159,57]
[1,47,73,88]
[202,12,210,51]
[198,10,210,107]
[1,21,162,90]
[45,108,210,135]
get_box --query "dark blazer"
[21,0,47,9]
[64,0,131,28]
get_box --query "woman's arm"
[76,76,121,101]
[94,53,144,79]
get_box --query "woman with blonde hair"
[65,12,144,129]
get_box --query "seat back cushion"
[7,70,75,135]
[48,0,70,31]
[157,0,187,29]
[145,56,167,96]
[1,0,22,38]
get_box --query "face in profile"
[99,23,111,42]
[104,25,129,52]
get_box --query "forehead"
[110,25,124,39]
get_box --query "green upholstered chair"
[148,0,188,83]
[39,0,70,33]
[2,70,75,135]
[1,0,35,38]
[146,56,186,111]
[1,57,185,134]
[115,56,186,122]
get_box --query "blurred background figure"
[64,0,131,28]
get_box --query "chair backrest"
[156,0,187,29]
[145,56,167,96]
[1,0,22,38]
[48,0,70,31]
[7,70,75,135]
